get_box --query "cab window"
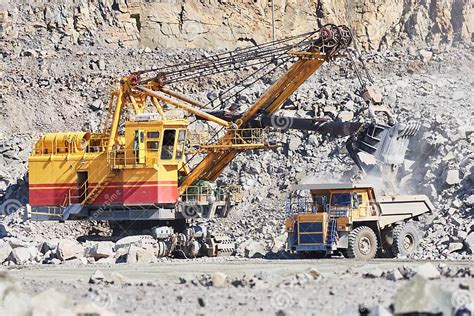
[330,193,351,207]
[175,130,186,160]
[147,131,160,138]
[147,141,159,151]
[161,129,176,160]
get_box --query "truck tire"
[391,222,420,257]
[346,226,378,260]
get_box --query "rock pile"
[0,227,168,265]
[361,262,472,281]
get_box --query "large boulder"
[85,242,115,260]
[0,272,32,316]
[393,275,452,315]
[443,169,461,186]
[270,234,287,254]
[56,239,84,261]
[211,272,227,288]
[244,240,267,258]
[416,263,441,279]
[0,240,12,263]
[89,269,106,284]
[10,246,32,264]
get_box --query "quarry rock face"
[1,0,472,49]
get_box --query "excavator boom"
[179,25,353,191]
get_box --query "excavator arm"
[98,23,414,195]
[179,25,353,191]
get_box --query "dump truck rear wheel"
[346,226,378,260]
[391,222,420,257]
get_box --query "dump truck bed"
[377,194,434,228]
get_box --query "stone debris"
[211,272,228,288]
[0,270,115,315]
[89,269,107,284]
[392,275,452,315]
[362,263,471,281]
[0,233,173,265]
[279,268,322,287]
[416,262,441,280]
[57,239,85,261]
[386,270,404,282]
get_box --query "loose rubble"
[0,270,115,315]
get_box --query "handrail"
[106,149,149,168]
[187,128,281,150]
[61,181,88,207]
[61,163,114,207]
[182,184,242,204]
[33,135,109,156]
[30,207,64,218]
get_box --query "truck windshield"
[331,193,352,207]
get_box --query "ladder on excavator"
[81,170,117,205]
[61,168,117,207]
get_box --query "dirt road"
[6,258,473,315]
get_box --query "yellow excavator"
[27,24,419,257]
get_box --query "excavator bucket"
[349,121,420,171]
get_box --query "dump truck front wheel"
[346,226,378,260]
[391,222,420,257]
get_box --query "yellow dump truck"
[285,183,434,260]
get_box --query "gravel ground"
[4,258,473,315]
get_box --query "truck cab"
[285,183,433,260]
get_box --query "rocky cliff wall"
[1,0,472,50]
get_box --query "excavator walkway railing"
[187,128,282,153]
[182,184,242,204]
[106,149,149,169]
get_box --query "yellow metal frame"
[179,50,329,191]
[29,40,335,208]
[296,214,327,246]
